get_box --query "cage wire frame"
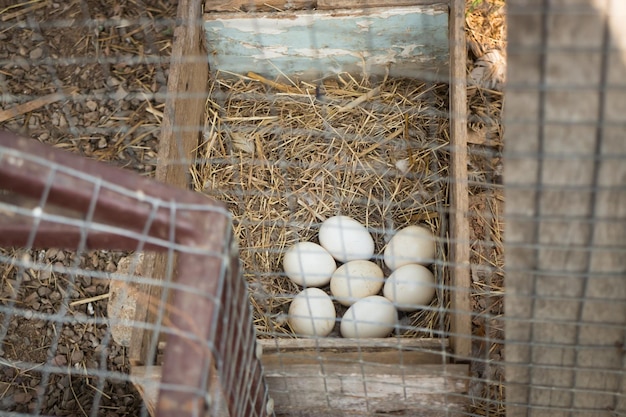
[503,0,626,416]
[0,132,269,417]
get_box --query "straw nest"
[192,71,452,339]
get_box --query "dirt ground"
[0,0,505,415]
[0,0,175,414]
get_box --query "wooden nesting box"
[128,0,470,415]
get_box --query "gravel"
[0,0,178,415]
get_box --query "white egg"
[318,216,375,263]
[288,288,336,337]
[330,260,384,306]
[383,225,436,270]
[283,242,336,287]
[383,264,436,312]
[340,296,397,338]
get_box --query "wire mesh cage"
[504,1,626,416]
[1,0,623,416]
[0,132,269,416]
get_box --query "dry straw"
[192,70,452,339]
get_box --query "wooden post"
[448,0,472,361]
[129,0,209,366]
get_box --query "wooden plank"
[318,0,447,8]
[259,337,451,367]
[266,363,468,416]
[448,0,471,360]
[0,87,77,122]
[204,0,446,12]
[129,0,208,366]
[205,0,314,12]
[203,5,449,82]
[504,1,626,416]
[131,362,469,417]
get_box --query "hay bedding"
[194,71,452,338]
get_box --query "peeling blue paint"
[204,6,449,81]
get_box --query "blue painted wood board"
[204,5,449,81]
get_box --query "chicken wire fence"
[0,0,623,417]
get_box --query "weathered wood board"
[130,0,208,366]
[203,5,449,81]
[205,0,448,12]
[132,338,469,417]
[448,0,470,361]
[504,0,626,416]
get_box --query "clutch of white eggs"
[285,215,437,338]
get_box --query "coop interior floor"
[0,0,505,415]
[197,74,453,340]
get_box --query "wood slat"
[448,0,471,360]
[259,337,450,367]
[129,0,208,367]
[133,365,469,417]
[204,0,447,12]
[265,363,468,416]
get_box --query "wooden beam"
[448,0,471,361]
[265,363,468,416]
[129,0,208,366]
[132,338,469,417]
[259,337,451,367]
[0,87,77,122]
[318,0,448,9]
[204,0,445,12]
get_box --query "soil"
[0,0,176,415]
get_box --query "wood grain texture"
[259,337,450,367]
[132,347,468,417]
[504,1,626,416]
[318,0,448,8]
[204,0,446,12]
[203,5,449,82]
[129,0,208,366]
[266,363,468,416]
[448,0,471,361]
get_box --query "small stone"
[28,116,39,129]
[37,287,51,297]
[13,391,32,404]
[114,84,128,101]
[29,47,43,60]
[13,55,30,71]
[107,76,121,87]
[51,354,67,367]
[83,111,99,122]
[85,100,97,111]
[70,350,83,364]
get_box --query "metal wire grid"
[0,133,269,417]
[504,1,626,416]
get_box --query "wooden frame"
[129,0,471,414]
